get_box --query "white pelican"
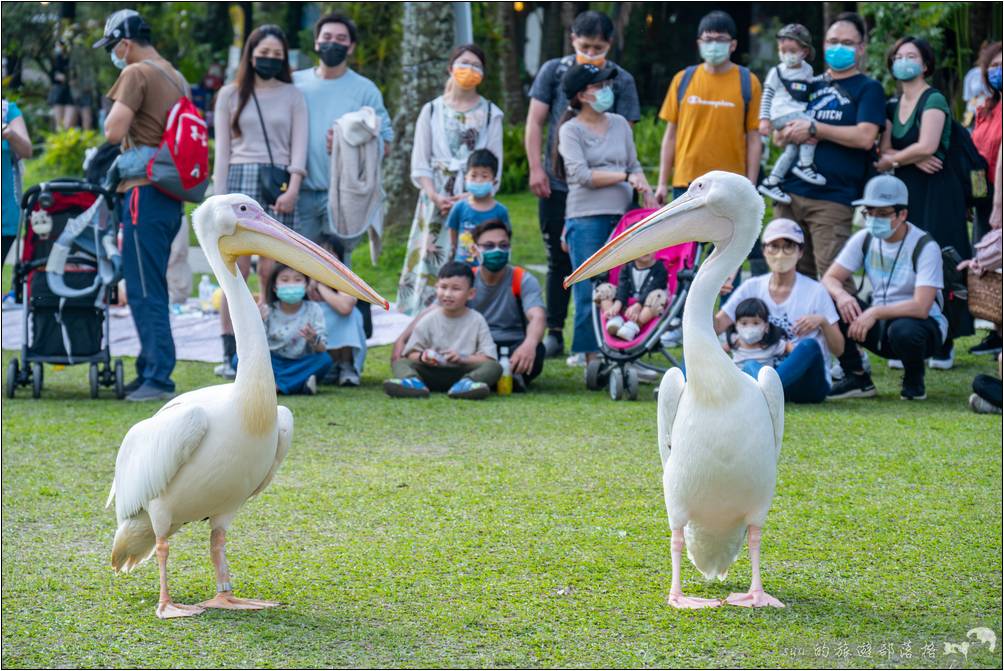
[107,194,388,619]
[565,171,784,608]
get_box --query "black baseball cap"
[561,63,618,100]
[93,9,151,51]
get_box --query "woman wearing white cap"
[822,174,947,401]
[714,218,844,403]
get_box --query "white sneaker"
[630,364,660,384]
[214,362,236,379]
[304,374,317,395]
[830,361,845,381]
[888,359,903,369]
[969,393,1002,414]
[792,163,826,186]
[757,182,792,204]
[929,348,954,370]
[616,320,640,341]
[660,327,682,347]
[566,352,586,367]
[606,315,625,335]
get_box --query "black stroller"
[5,179,125,399]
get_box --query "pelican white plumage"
[107,194,388,618]
[565,171,785,608]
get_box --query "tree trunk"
[383,2,456,230]
[540,2,564,63]
[495,1,526,123]
[611,2,634,63]
[560,2,579,53]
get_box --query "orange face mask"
[575,50,608,67]
[452,65,484,89]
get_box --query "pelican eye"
[239,205,248,212]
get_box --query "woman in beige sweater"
[212,24,308,378]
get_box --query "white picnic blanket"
[1,299,411,363]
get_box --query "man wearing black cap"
[96,9,188,402]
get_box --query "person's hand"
[874,154,896,173]
[719,271,736,296]
[792,314,826,336]
[781,118,812,144]
[300,322,317,341]
[654,185,669,206]
[627,172,648,192]
[430,192,455,217]
[258,302,270,320]
[915,155,943,174]
[836,293,862,324]
[603,303,620,318]
[326,127,334,154]
[989,204,1002,230]
[306,279,322,302]
[420,349,440,366]
[529,165,551,199]
[641,192,658,209]
[758,119,772,137]
[847,309,876,342]
[273,188,298,214]
[510,341,537,375]
[442,349,462,364]
[624,302,642,321]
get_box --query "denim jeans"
[565,214,619,353]
[120,185,183,391]
[233,352,333,395]
[739,338,830,404]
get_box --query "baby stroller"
[584,208,701,401]
[5,179,125,399]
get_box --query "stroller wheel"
[88,363,100,399]
[6,359,18,398]
[625,366,639,401]
[114,360,125,399]
[585,359,603,391]
[31,362,43,399]
[609,367,625,401]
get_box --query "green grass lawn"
[2,191,1002,668]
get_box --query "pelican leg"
[199,527,279,610]
[667,528,721,609]
[154,537,205,619]
[726,526,784,608]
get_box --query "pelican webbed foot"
[668,591,722,609]
[156,601,205,619]
[725,589,784,608]
[199,591,279,610]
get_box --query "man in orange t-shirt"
[655,11,762,205]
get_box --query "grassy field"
[2,192,1002,668]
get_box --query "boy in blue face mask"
[447,149,510,268]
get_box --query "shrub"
[499,122,529,195]
[24,128,103,186]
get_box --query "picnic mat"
[1,300,412,363]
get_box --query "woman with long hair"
[395,43,504,316]
[212,24,308,378]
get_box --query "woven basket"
[968,270,1003,326]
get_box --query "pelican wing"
[657,367,686,469]
[107,402,210,522]
[250,405,293,498]
[756,366,784,459]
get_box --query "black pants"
[496,339,546,389]
[2,235,14,266]
[973,374,1002,408]
[538,189,570,332]
[837,298,942,384]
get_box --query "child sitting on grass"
[597,252,669,341]
[726,297,793,369]
[447,149,511,268]
[246,263,332,396]
[384,262,501,400]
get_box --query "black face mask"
[253,57,283,81]
[317,41,349,67]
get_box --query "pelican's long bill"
[220,203,389,310]
[563,187,715,288]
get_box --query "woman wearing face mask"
[875,36,971,368]
[554,63,655,364]
[715,219,844,404]
[212,25,308,379]
[396,43,504,316]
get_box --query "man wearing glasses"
[773,12,886,282]
[822,175,947,401]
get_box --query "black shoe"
[900,380,927,400]
[827,372,877,399]
[543,332,564,358]
[125,383,176,402]
[969,332,1002,356]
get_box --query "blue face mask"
[825,44,857,71]
[111,48,127,70]
[480,248,509,272]
[865,215,897,240]
[589,86,615,113]
[276,284,306,304]
[989,66,1003,92]
[699,41,731,66]
[467,181,493,198]
[892,59,923,81]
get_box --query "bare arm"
[103,101,135,145]
[656,122,677,202]
[820,320,845,357]
[525,99,552,198]
[1,115,32,159]
[316,283,356,316]
[885,108,945,166]
[867,285,937,321]
[745,130,762,183]
[391,305,436,362]
[713,309,733,335]
[816,120,880,150]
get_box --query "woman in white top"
[396,43,504,316]
[212,24,308,378]
[715,218,845,403]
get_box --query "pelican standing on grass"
[107,194,388,618]
[565,171,785,608]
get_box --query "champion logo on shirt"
[685,95,737,109]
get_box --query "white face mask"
[765,253,799,274]
[736,324,767,345]
[779,52,803,68]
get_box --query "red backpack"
[142,60,209,202]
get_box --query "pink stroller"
[585,208,701,400]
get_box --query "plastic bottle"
[497,346,512,396]
[198,275,214,312]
